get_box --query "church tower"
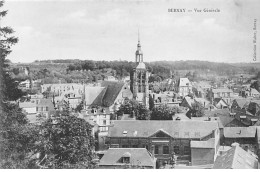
[130,32,149,109]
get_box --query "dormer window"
[123,157,130,164]
[123,131,128,136]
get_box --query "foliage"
[150,104,180,120]
[0,103,38,168]
[149,94,154,110]
[189,101,205,117]
[75,101,84,113]
[32,109,96,169]
[116,99,139,117]
[135,103,150,120]
[116,99,150,120]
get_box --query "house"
[249,88,260,98]
[180,96,210,111]
[104,75,117,81]
[213,98,229,109]
[231,99,260,126]
[176,78,192,98]
[190,138,216,166]
[19,79,31,89]
[223,127,258,154]
[98,148,156,169]
[19,101,37,115]
[84,81,133,137]
[36,98,55,118]
[152,91,181,107]
[209,88,234,105]
[105,120,220,167]
[213,144,258,169]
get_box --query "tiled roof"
[99,148,155,167]
[213,145,258,169]
[224,127,256,138]
[108,120,219,139]
[191,138,215,148]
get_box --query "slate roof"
[99,148,155,167]
[213,145,258,169]
[213,98,227,105]
[251,88,260,95]
[190,138,215,148]
[204,109,245,127]
[233,99,250,109]
[86,81,130,107]
[101,81,125,107]
[108,120,219,139]
[37,99,55,111]
[19,102,36,108]
[224,127,256,138]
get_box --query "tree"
[0,1,33,168]
[75,101,84,113]
[149,94,154,110]
[189,101,205,117]
[150,104,180,120]
[135,103,150,120]
[32,109,96,169]
[116,99,150,120]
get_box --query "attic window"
[195,132,200,137]
[122,157,130,164]
[123,131,128,136]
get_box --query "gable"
[149,129,172,138]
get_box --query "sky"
[2,0,260,63]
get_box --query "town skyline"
[3,0,260,63]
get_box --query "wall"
[191,148,215,166]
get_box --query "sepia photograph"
[0,0,260,169]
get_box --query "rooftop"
[99,148,155,167]
[213,145,258,169]
[224,126,256,138]
[108,120,219,139]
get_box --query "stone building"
[130,34,149,109]
[105,120,220,166]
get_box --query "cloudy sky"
[2,0,260,63]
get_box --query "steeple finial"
[138,29,140,43]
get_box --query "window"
[36,107,38,112]
[46,106,49,111]
[163,146,169,154]
[184,132,190,138]
[184,146,190,155]
[132,145,138,148]
[174,146,180,154]
[122,145,128,148]
[123,157,130,163]
[103,120,106,125]
[154,145,159,154]
[195,132,200,137]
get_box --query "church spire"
[136,29,143,63]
